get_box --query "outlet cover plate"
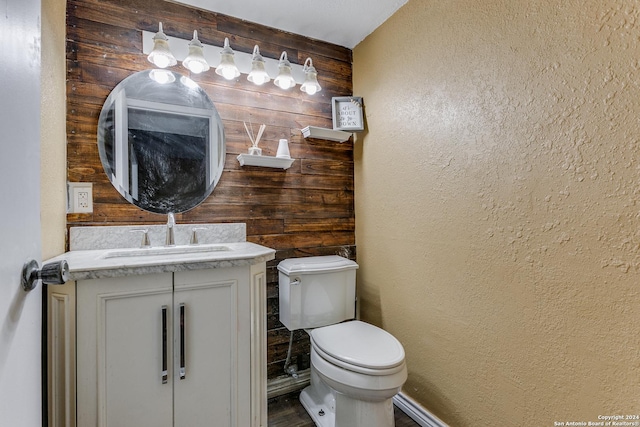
[68,182,93,213]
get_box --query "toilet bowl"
[300,320,407,427]
[278,256,407,427]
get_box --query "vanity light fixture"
[215,37,240,80]
[247,45,270,86]
[147,22,177,69]
[142,26,322,94]
[300,58,321,95]
[274,51,296,90]
[182,30,210,74]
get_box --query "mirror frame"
[97,70,226,214]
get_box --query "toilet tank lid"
[277,255,358,275]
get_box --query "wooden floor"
[267,391,420,427]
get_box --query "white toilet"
[278,255,407,427]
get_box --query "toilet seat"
[310,320,405,375]
[310,343,408,401]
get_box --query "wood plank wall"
[66,0,355,379]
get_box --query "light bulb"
[274,51,295,90]
[252,74,268,85]
[276,77,294,90]
[221,67,237,80]
[300,58,321,95]
[247,45,271,86]
[187,60,206,74]
[147,22,177,69]
[182,30,210,74]
[215,38,240,81]
[153,55,171,69]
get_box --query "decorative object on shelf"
[244,121,266,155]
[301,126,352,143]
[237,154,295,170]
[276,139,291,159]
[300,58,321,95]
[332,96,364,131]
[142,24,321,94]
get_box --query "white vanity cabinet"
[49,259,269,427]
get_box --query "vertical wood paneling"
[66,0,355,379]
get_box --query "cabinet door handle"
[179,303,186,380]
[161,305,168,384]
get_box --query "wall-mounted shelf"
[237,154,295,170]
[301,126,352,142]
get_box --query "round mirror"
[97,70,225,214]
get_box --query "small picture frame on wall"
[332,97,364,131]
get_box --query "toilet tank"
[278,255,358,331]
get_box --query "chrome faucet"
[190,227,206,245]
[165,213,176,246]
[130,229,151,248]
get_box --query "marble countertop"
[45,242,276,281]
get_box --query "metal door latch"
[21,259,69,291]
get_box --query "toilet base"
[300,385,335,427]
[299,367,396,427]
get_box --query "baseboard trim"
[393,392,448,427]
[266,369,311,399]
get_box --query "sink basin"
[100,244,231,259]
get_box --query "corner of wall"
[40,0,67,259]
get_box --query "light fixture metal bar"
[142,31,307,84]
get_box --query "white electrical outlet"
[68,182,93,213]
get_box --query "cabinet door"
[77,274,174,427]
[173,267,250,427]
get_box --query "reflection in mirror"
[98,70,225,214]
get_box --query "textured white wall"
[354,0,640,425]
[41,0,68,260]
